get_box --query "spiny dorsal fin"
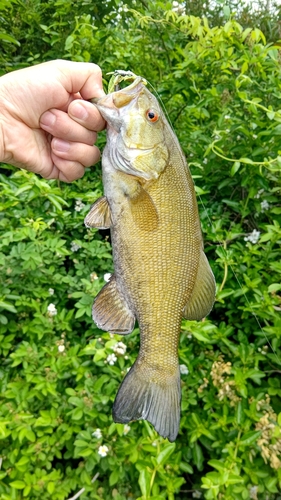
[129,184,158,232]
[183,251,216,321]
[84,196,111,229]
[92,275,135,334]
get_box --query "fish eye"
[146,109,159,122]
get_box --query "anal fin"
[183,251,216,321]
[84,196,111,229]
[93,275,135,334]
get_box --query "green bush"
[1,3,281,499]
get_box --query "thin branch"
[66,473,99,500]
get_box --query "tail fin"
[112,360,181,442]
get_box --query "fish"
[85,73,216,442]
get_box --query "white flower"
[47,303,57,316]
[180,364,189,375]
[70,241,81,252]
[249,485,258,499]
[92,428,102,439]
[90,272,98,281]
[255,188,264,199]
[187,334,192,339]
[98,445,109,457]
[261,200,269,212]
[224,115,231,120]
[225,129,230,133]
[203,158,208,164]
[104,273,112,282]
[113,341,127,355]
[123,424,131,435]
[253,134,258,139]
[58,345,65,353]
[75,199,85,212]
[48,288,54,295]
[192,491,202,499]
[236,135,241,140]
[244,229,260,244]
[107,353,117,366]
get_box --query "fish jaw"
[91,77,144,130]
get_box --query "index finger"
[55,60,106,100]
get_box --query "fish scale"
[85,74,216,441]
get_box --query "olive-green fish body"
[85,77,215,441]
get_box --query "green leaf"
[227,474,244,485]
[109,468,119,486]
[208,459,226,472]
[230,161,241,176]
[191,330,210,343]
[0,32,20,45]
[264,476,278,492]
[138,468,152,498]
[156,442,176,465]
[193,442,204,471]
[0,301,17,313]
[25,429,36,442]
[239,157,254,164]
[78,448,93,457]
[47,482,55,494]
[179,461,193,473]
[239,430,261,446]
[268,283,281,293]
[10,480,26,489]
[72,408,83,420]
[15,456,29,469]
[68,396,83,407]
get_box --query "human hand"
[0,59,105,182]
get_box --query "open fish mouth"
[90,77,144,121]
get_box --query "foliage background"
[1,1,281,499]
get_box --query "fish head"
[93,77,170,180]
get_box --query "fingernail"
[40,111,56,128]
[71,102,89,120]
[53,139,70,152]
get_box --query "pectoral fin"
[93,275,135,334]
[128,184,158,232]
[183,252,216,321]
[84,196,111,229]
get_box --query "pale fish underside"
[85,74,216,441]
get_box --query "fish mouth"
[90,77,144,124]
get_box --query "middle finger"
[40,108,97,145]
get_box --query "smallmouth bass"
[85,74,216,441]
